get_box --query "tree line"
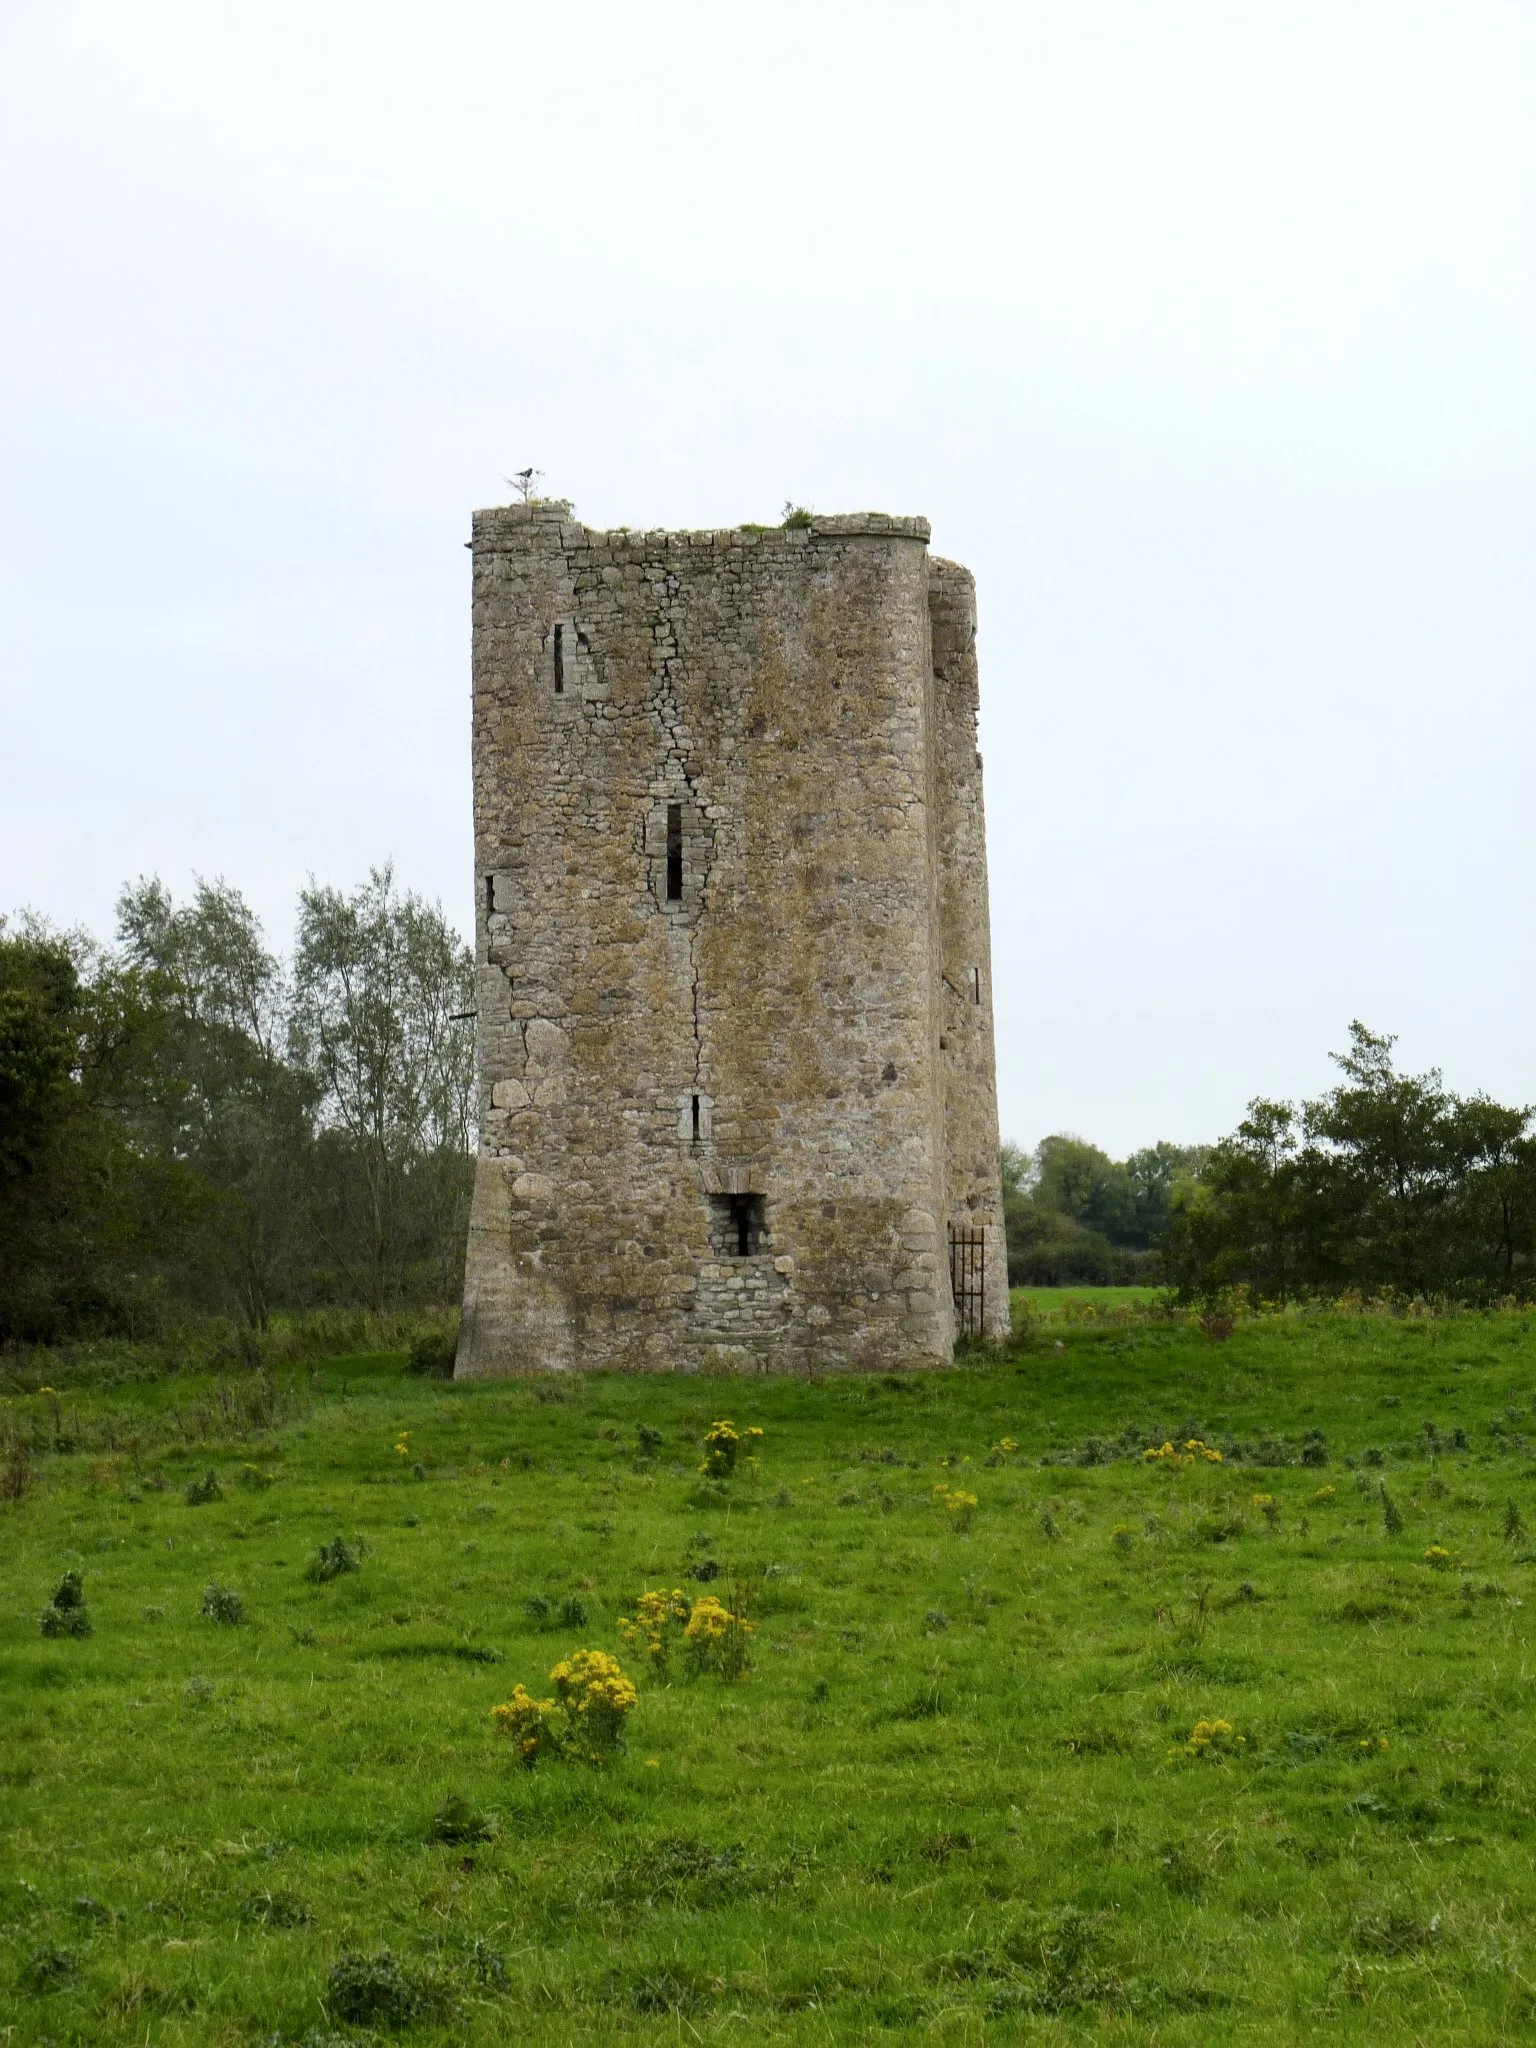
[1008,1024,1536,1304]
[0,867,474,1345]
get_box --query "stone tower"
[456,504,1009,1376]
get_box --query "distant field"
[5,1312,1536,2041]
[1013,1285,1164,1317]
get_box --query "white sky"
[2,0,1532,1154]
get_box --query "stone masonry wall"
[456,503,1008,1376]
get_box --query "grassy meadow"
[5,1300,1536,2042]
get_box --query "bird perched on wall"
[506,467,542,503]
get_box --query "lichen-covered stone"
[457,504,1009,1376]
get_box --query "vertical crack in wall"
[647,578,708,1090]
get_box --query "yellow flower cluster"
[618,1588,691,1670]
[1312,1484,1336,1502]
[1423,1545,1452,1570]
[699,1417,760,1477]
[393,1429,412,1459]
[490,1684,559,1766]
[551,1649,637,1737]
[992,1437,1019,1456]
[1143,1439,1224,1465]
[932,1484,978,1530]
[685,1593,756,1677]
[1177,1717,1244,1758]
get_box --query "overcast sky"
[2,0,1532,1154]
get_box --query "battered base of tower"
[453,1154,992,1377]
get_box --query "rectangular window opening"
[691,1094,701,1143]
[553,623,564,693]
[666,802,683,901]
[485,874,495,917]
[708,1191,765,1257]
[970,965,981,1005]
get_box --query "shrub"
[493,1649,638,1766]
[636,1424,664,1456]
[619,1588,691,1674]
[558,1594,589,1627]
[200,1583,246,1625]
[306,1535,362,1583]
[699,1418,760,1479]
[185,1469,223,1505]
[683,1594,755,1680]
[491,1684,563,1767]
[552,1648,638,1746]
[1381,1486,1404,1537]
[406,1325,457,1378]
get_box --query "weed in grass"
[1381,1485,1405,1535]
[241,1886,312,1927]
[1504,1498,1525,1542]
[39,1568,91,1637]
[199,1582,246,1625]
[306,1534,362,1581]
[184,1468,223,1505]
[20,1944,78,1993]
[326,1946,442,2027]
[426,1793,497,1845]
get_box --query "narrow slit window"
[553,623,564,692]
[485,874,495,917]
[691,1094,701,1143]
[666,803,683,901]
[970,966,981,1005]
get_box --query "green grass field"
[6,1308,1536,2042]
[1014,1287,1164,1319]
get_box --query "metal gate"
[949,1222,986,1338]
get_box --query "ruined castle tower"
[456,504,1009,1376]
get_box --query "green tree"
[290,865,475,1308]
[0,919,176,1341]
[116,877,311,1327]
